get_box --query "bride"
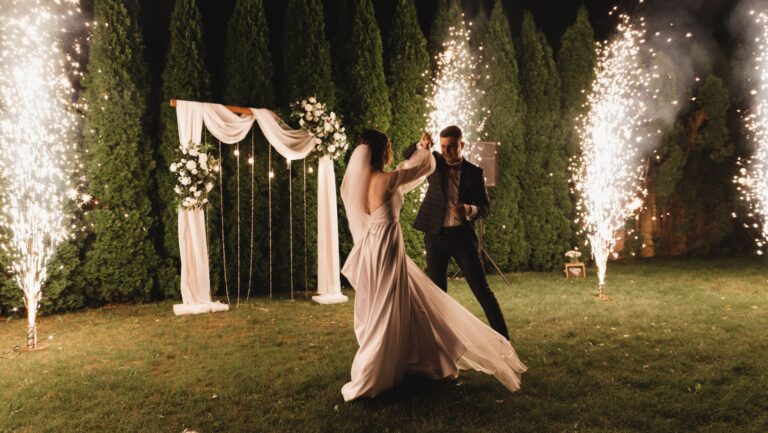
[340,129,526,401]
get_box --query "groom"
[404,126,509,340]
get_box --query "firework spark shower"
[0,0,82,348]
[736,10,768,254]
[425,20,488,159]
[573,14,652,299]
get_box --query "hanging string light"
[246,128,255,303]
[217,140,230,305]
[234,142,241,306]
[288,159,294,302]
[268,134,273,300]
[303,159,308,298]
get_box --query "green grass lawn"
[1,258,767,433]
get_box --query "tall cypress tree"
[519,11,570,270]
[653,75,735,257]
[337,0,392,141]
[557,5,596,253]
[429,0,463,58]
[221,0,276,297]
[82,0,160,301]
[387,0,430,267]
[282,0,335,107]
[282,0,337,292]
[480,0,528,271]
[158,0,210,296]
[557,5,596,158]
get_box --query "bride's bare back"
[366,171,398,214]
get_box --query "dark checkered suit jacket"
[403,142,490,235]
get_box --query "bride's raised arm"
[386,148,436,195]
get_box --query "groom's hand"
[451,203,467,219]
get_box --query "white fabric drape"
[314,156,346,304]
[173,100,345,315]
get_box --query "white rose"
[189,147,199,157]
[170,163,178,172]
[306,113,313,122]
[190,185,197,192]
[191,168,198,175]
[316,145,322,152]
[305,103,314,112]
[194,191,202,198]
[186,160,197,170]
[309,96,316,104]
[324,122,333,132]
[299,119,305,127]
[330,112,336,120]
[328,145,336,153]
[199,153,208,165]
[333,132,341,141]
[180,176,191,186]
[315,138,322,145]
[206,182,214,192]
[202,198,209,204]
[174,185,182,195]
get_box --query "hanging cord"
[268,135,273,300]
[218,139,230,306]
[235,142,241,307]
[246,129,255,303]
[204,131,212,301]
[303,159,308,299]
[288,159,294,302]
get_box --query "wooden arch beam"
[169,99,254,117]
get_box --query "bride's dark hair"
[359,129,391,170]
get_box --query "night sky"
[125,0,740,104]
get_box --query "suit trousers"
[424,224,510,340]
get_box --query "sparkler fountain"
[0,0,83,349]
[573,14,653,300]
[425,20,488,159]
[736,10,768,253]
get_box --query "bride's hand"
[420,131,433,150]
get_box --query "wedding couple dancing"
[340,126,526,401]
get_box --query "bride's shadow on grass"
[351,374,463,407]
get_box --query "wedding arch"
[171,100,347,315]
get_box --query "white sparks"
[0,0,83,348]
[425,22,488,159]
[736,11,768,254]
[573,15,652,292]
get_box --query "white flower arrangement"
[291,96,349,160]
[565,249,582,262]
[170,141,218,210]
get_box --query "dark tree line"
[0,0,748,314]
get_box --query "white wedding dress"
[340,144,527,401]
